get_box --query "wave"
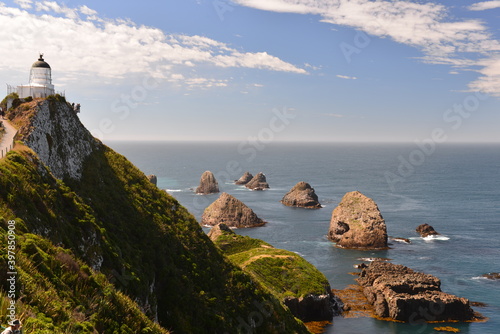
[422,235,450,241]
[165,189,183,192]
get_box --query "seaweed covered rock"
[357,261,478,322]
[328,191,388,249]
[209,223,339,322]
[281,181,321,209]
[245,172,270,190]
[235,171,253,185]
[195,170,219,194]
[202,192,266,228]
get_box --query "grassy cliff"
[0,98,309,333]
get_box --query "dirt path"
[240,254,292,269]
[0,118,17,158]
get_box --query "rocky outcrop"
[245,172,269,190]
[147,174,157,186]
[281,181,321,209]
[14,98,99,180]
[416,223,440,237]
[357,261,478,322]
[482,272,500,280]
[328,191,388,249]
[202,193,266,228]
[209,223,339,322]
[235,171,253,185]
[195,171,219,194]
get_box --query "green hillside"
[0,98,309,333]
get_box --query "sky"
[1,0,499,142]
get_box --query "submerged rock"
[195,171,219,194]
[281,181,321,209]
[357,261,478,322]
[147,174,157,186]
[327,191,388,249]
[235,171,253,185]
[202,192,266,228]
[416,223,440,237]
[245,172,269,190]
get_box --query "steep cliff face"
[0,98,308,333]
[11,96,99,180]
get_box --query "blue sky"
[1,0,499,142]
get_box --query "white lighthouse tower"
[17,54,55,98]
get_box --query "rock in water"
[357,261,478,322]
[245,172,269,190]
[328,191,388,249]
[195,171,219,194]
[281,181,321,209]
[416,223,440,237]
[202,192,266,228]
[235,171,253,185]
[147,174,157,186]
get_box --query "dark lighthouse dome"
[32,54,51,69]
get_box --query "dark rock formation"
[482,272,500,280]
[327,191,388,249]
[281,181,321,209]
[416,223,440,237]
[235,171,253,185]
[357,261,477,322]
[245,172,269,190]
[195,171,219,194]
[202,192,266,228]
[284,294,339,322]
[147,174,157,186]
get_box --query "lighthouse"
[16,54,56,98]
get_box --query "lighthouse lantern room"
[16,54,56,99]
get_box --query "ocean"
[106,141,500,334]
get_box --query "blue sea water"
[107,141,500,334]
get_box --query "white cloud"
[14,0,33,9]
[0,1,305,90]
[468,56,500,96]
[336,74,357,80]
[232,0,500,96]
[468,1,500,11]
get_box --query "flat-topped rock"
[195,171,219,194]
[202,192,266,228]
[328,191,388,249]
[281,181,321,209]
[235,171,253,185]
[245,172,269,191]
[416,223,440,237]
[357,261,478,322]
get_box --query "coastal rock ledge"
[281,182,321,209]
[327,191,388,249]
[195,171,219,194]
[202,192,266,228]
[357,261,478,322]
[416,223,440,237]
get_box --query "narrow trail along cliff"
[0,118,17,157]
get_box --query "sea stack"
[357,261,478,322]
[416,223,440,237]
[202,192,266,228]
[281,182,321,209]
[147,174,157,186]
[235,171,253,185]
[195,171,219,194]
[245,172,269,191]
[328,191,388,249]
